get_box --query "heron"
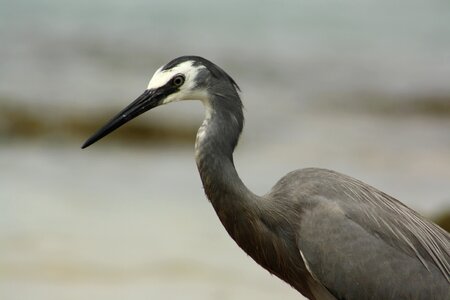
[82,56,450,299]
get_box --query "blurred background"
[1,0,449,299]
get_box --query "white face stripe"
[146,66,164,90]
[147,60,202,90]
[146,60,208,104]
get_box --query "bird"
[82,56,450,299]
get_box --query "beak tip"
[81,139,93,149]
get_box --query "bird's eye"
[172,75,185,87]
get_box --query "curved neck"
[195,93,257,212]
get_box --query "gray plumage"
[82,56,450,299]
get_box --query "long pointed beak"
[81,89,162,149]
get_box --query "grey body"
[83,56,450,299]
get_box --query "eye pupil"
[173,75,185,87]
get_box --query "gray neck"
[195,92,257,212]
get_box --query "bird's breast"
[214,206,318,298]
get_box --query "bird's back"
[264,168,450,299]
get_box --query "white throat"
[195,98,213,156]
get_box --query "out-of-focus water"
[1,0,450,108]
[1,1,450,299]
[2,112,450,299]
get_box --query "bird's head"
[81,56,240,149]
